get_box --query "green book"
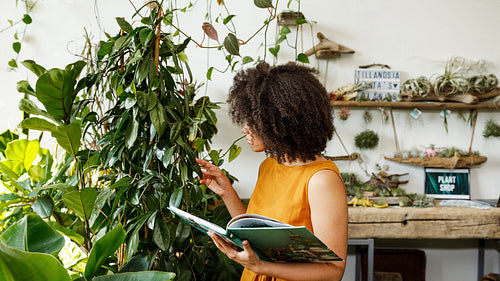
[167,206,342,263]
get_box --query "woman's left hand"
[208,231,263,272]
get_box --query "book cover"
[168,206,342,263]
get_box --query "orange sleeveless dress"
[240,157,342,281]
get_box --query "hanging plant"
[336,107,351,120]
[483,119,500,138]
[354,129,379,150]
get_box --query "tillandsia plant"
[433,58,470,96]
[0,0,302,280]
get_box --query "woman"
[196,62,347,281]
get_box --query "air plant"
[433,58,470,96]
[483,119,500,138]
[401,76,432,97]
[469,74,498,94]
[336,107,351,120]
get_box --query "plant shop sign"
[354,69,400,101]
[424,168,470,199]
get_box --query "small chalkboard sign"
[424,168,470,199]
[354,69,400,101]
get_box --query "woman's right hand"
[195,158,232,197]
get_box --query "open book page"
[227,213,292,229]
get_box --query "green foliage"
[354,130,379,150]
[483,119,500,138]
[1,2,250,280]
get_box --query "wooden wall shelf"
[330,100,500,111]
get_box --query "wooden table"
[347,206,500,281]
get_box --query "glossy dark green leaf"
[137,91,158,112]
[223,33,240,57]
[169,188,183,208]
[22,14,32,24]
[21,60,46,77]
[31,195,54,218]
[93,271,175,281]
[150,103,167,137]
[254,0,273,8]
[116,17,134,33]
[51,121,81,156]
[35,61,86,123]
[153,217,171,251]
[0,213,64,254]
[139,28,154,47]
[170,121,182,141]
[61,188,98,220]
[125,111,139,149]
[85,224,126,280]
[297,53,310,63]
[0,241,71,281]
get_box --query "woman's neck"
[281,155,326,166]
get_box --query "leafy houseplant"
[0,2,262,280]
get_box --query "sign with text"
[424,168,470,199]
[354,69,400,101]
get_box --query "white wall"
[1,0,499,279]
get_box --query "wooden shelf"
[330,100,500,111]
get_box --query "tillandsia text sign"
[354,69,400,101]
[424,168,470,199]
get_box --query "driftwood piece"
[324,153,360,161]
[348,206,500,239]
[384,155,487,170]
[304,32,355,57]
[400,87,500,104]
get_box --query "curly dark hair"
[227,61,334,163]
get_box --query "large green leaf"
[93,271,176,281]
[21,60,47,77]
[18,117,57,132]
[51,120,81,156]
[35,61,86,123]
[61,188,98,220]
[18,98,60,124]
[0,241,71,281]
[0,160,24,180]
[5,139,39,170]
[31,195,54,218]
[85,224,126,280]
[0,213,64,254]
